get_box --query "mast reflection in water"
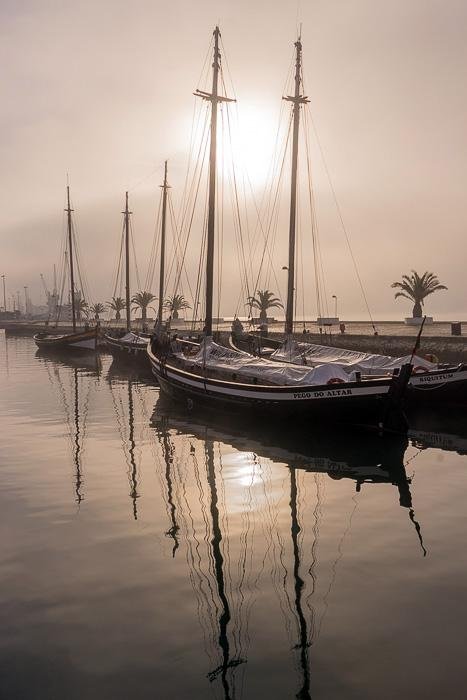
[4,337,466,699]
[36,350,101,505]
[150,399,427,698]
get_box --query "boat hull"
[239,335,467,406]
[148,347,409,432]
[104,333,150,367]
[33,328,98,352]
[407,365,467,404]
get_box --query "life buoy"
[412,365,428,374]
[327,377,346,384]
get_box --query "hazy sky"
[1,0,466,319]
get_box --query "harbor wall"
[2,321,467,363]
[227,331,467,364]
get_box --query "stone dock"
[223,330,467,364]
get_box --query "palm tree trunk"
[413,301,422,318]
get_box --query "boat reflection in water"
[150,398,427,698]
[35,349,102,504]
[408,406,467,456]
[108,374,140,519]
[107,359,178,543]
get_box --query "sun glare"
[221,104,278,188]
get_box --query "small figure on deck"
[339,322,346,334]
[231,316,244,337]
[171,333,183,354]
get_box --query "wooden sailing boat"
[34,186,98,351]
[104,190,153,365]
[254,328,467,406]
[147,28,412,432]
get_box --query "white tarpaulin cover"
[119,332,148,347]
[270,338,435,375]
[177,339,352,386]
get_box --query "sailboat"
[256,330,467,405]
[103,190,154,365]
[147,28,412,433]
[34,186,98,352]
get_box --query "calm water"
[1,332,467,699]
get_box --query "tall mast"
[284,37,309,336]
[157,161,169,325]
[65,186,76,332]
[123,192,132,332]
[195,27,234,337]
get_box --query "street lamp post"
[332,294,338,318]
[1,275,5,312]
[24,286,28,317]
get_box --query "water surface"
[1,332,466,699]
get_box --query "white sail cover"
[270,338,436,375]
[119,332,148,347]
[176,338,351,386]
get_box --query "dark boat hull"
[33,328,98,352]
[104,333,150,368]
[407,365,467,404]
[235,334,467,405]
[148,346,409,432]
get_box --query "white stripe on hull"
[149,356,392,402]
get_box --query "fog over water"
[2,0,466,319]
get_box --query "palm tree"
[163,293,191,320]
[75,297,88,321]
[131,291,156,324]
[246,289,283,322]
[89,302,105,320]
[391,270,447,318]
[107,296,126,321]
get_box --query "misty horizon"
[2,0,466,320]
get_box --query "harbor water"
[1,332,467,699]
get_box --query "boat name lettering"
[293,388,353,400]
[418,373,453,383]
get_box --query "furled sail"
[176,338,351,386]
[271,338,436,375]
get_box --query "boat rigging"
[147,27,413,433]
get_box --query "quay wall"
[2,321,467,363]
[222,331,467,364]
